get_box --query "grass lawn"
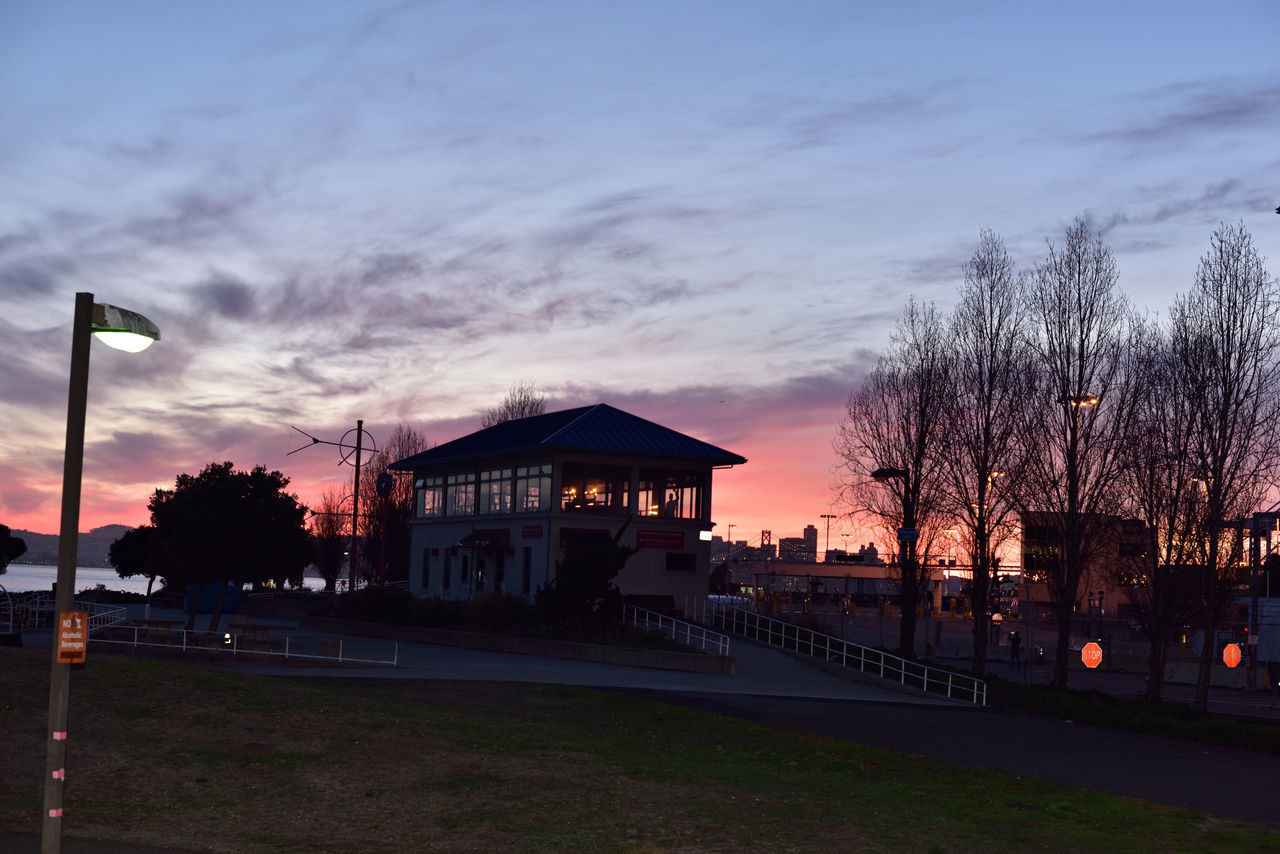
[1,646,1277,853]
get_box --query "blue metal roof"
[389,404,747,470]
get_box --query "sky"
[2,0,1278,556]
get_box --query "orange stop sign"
[1223,643,1242,668]
[1081,641,1103,669]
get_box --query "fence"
[688,596,986,705]
[1,590,128,634]
[90,624,399,666]
[624,604,731,655]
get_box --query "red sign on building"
[637,530,685,550]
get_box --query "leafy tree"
[480,380,546,428]
[0,524,27,574]
[1170,222,1280,711]
[1020,218,1137,688]
[150,462,312,630]
[108,525,162,598]
[834,298,950,657]
[536,518,636,629]
[357,424,431,585]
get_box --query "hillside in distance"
[8,525,131,568]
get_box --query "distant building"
[825,543,883,565]
[389,404,746,608]
[1020,511,1146,617]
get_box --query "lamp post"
[820,513,836,559]
[42,293,159,853]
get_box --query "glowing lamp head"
[91,303,160,352]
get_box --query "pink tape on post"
[48,809,63,818]
[53,731,68,741]
[52,769,66,780]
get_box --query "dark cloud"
[359,252,423,287]
[107,135,176,164]
[1085,82,1280,150]
[728,80,971,154]
[0,254,77,297]
[193,274,255,319]
[0,320,76,410]
[123,188,252,248]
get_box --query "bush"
[462,591,535,634]
[333,585,417,624]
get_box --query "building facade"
[389,404,746,608]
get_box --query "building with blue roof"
[389,404,746,608]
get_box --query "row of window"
[414,462,706,520]
[418,546,697,597]
[422,547,533,595]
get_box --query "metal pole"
[350,419,363,595]
[42,292,94,853]
[1250,514,1261,692]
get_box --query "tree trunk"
[1194,561,1217,712]
[1144,633,1168,702]
[898,561,918,657]
[207,582,229,633]
[971,611,988,675]
[1051,599,1072,688]
[184,582,203,630]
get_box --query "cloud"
[0,254,78,298]
[1085,81,1280,151]
[123,189,249,247]
[192,274,256,320]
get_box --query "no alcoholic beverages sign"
[57,611,88,665]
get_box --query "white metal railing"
[688,596,986,705]
[90,626,398,666]
[3,592,127,633]
[0,585,13,633]
[624,604,731,656]
[86,603,128,633]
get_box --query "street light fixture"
[43,293,159,852]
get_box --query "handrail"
[624,604,731,656]
[90,626,398,666]
[688,596,985,705]
[4,592,127,632]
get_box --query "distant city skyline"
[2,1,1277,556]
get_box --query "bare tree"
[359,424,432,584]
[481,380,547,428]
[938,230,1036,674]
[1116,319,1203,700]
[308,486,349,592]
[1021,217,1137,688]
[1170,222,1280,711]
[835,298,951,656]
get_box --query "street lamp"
[820,513,836,557]
[43,293,159,852]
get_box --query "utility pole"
[820,513,836,557]
[288,421,379,593]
